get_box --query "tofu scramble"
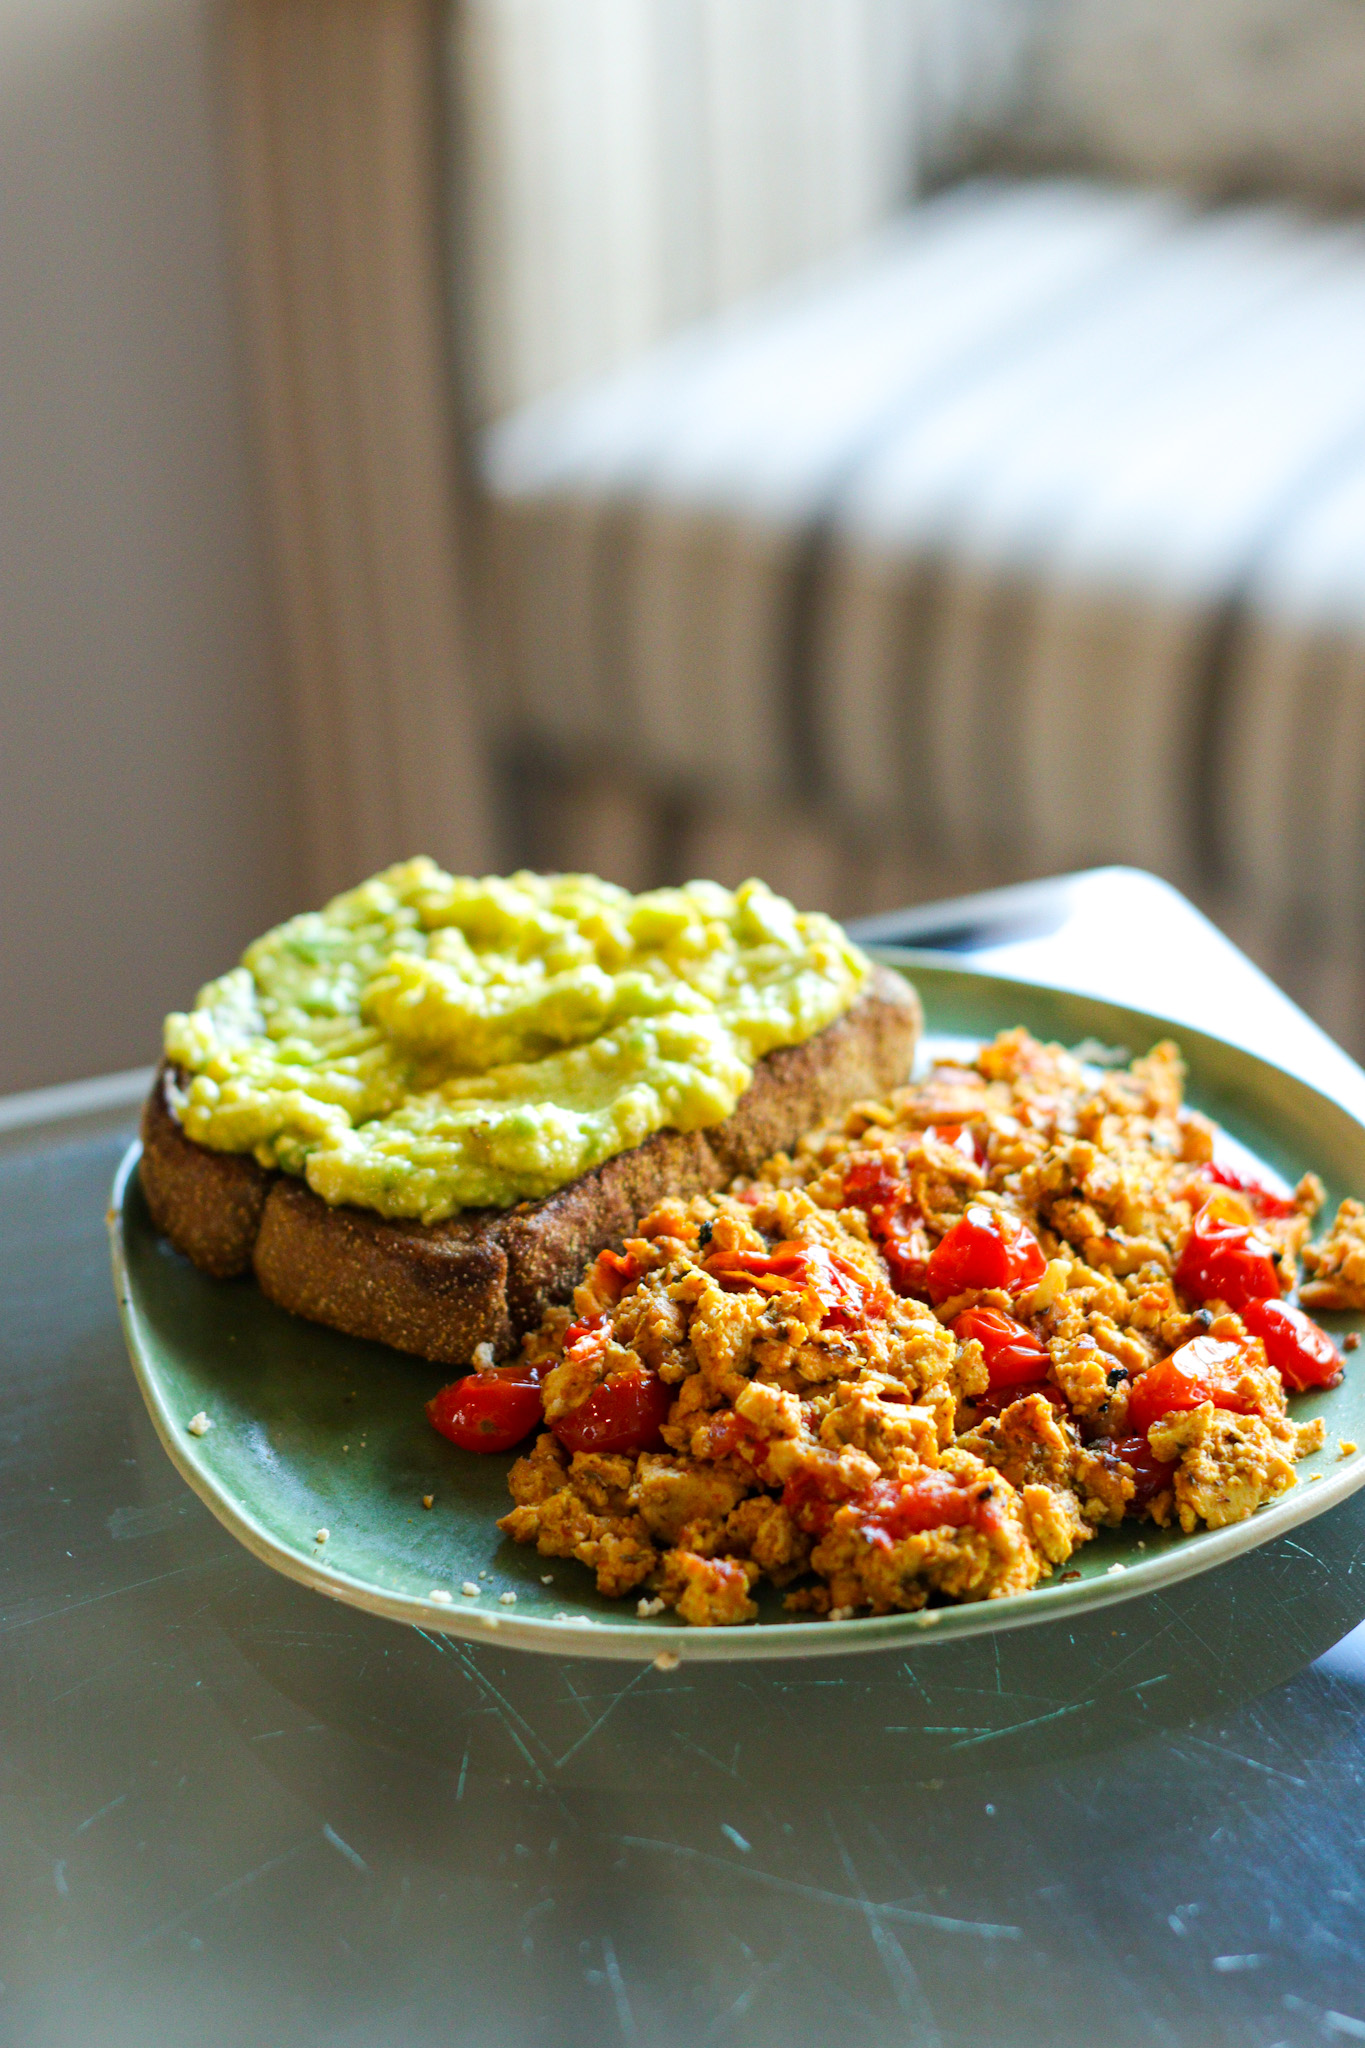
[442,1030,1359,1626]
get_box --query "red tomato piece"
[876,1220,931,1299]
[970,1380,1069,1421]
[705,1243,812,1293]
[1240,1297,1342,1392]
[704,1241,887,1326]
[841,1157,931,1297]
[926,1205,1046,1304]
[858,1468,1005,1545]
[1199,1162,1295,1219]
[1126,1335,1258,1437]
[928,1123,987,1167]
[952,1305,1049,1389]
[562,1310,606,1351]
[842,1156,905,1217]
[691,1409,759,1465]
[427,1367,543,1454]
[589,1248,641,1304]
[781,1466,853,1536]
[1107,1433,1180,1509]
[1175,1198,1281,1309]
[550,1371,671,1456]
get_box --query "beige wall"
[0,0,305,1092]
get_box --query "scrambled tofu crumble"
[493,1030,1348,1625]
[1302,1199,1365,1310]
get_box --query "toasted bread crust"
[140,964,921,1364]
[140,1067,273,1279]
[252,1180,515,1363]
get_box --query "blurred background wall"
[6,0,1365,1093]
[0,0,302,1092]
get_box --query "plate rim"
[109,952,1365,1664]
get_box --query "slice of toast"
[140,963,921,1365]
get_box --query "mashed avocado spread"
[163,862,868,1222]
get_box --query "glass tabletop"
[3,869,1364,2048]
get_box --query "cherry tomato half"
[952,1305,1049,1389]
[427,1366,543,1454]
[1126,1334,1258,1438]
[926,1205,1046,1304]
[550,1371,671,1457]
[1106,1432,1180,1510]
[1175,1198,1281,1309]
[1240,1297,1342,1392]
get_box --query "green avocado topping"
[164,861,868,1222]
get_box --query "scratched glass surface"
[4,878,1365,2048]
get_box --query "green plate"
[109,953,1365,1663]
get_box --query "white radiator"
[452,0,1029,422]
[481,177,1365,1051]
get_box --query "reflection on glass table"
[3,868,1364,2048]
